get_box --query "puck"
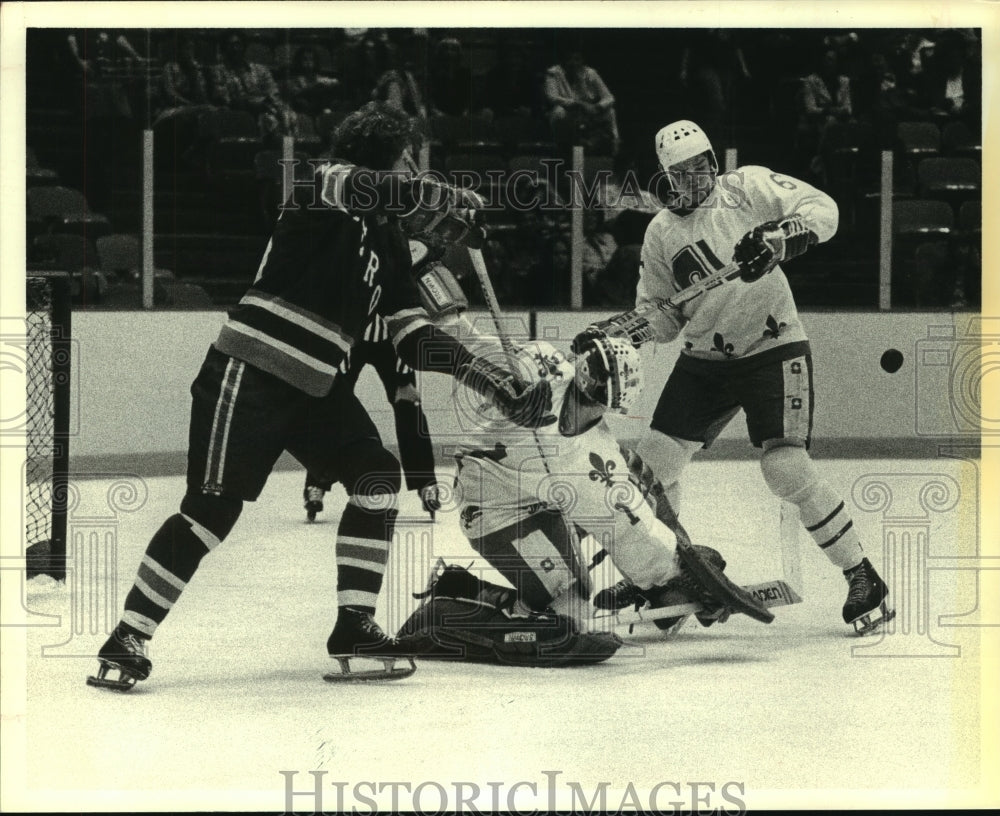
[880,349,904,373]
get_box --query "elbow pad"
[415,260,469,318]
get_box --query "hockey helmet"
[654,119,718,173]
[574,336,644,414]
[513,341,576,384]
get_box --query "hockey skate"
[86,626,152,692]
[324,607,418,682]
[594,546,730,633]
[843,557,895,636]
[303,484,325,522]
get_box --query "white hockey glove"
[733,215,817,282]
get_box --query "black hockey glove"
[570,324,607,355]
[570,308,655,354]
[734,216,817,282]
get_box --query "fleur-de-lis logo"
[712,332,735,357]
[762,314,787,340]
[588,451,616,485]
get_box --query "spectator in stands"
[796,48,853,180]
[154,34,216,169]
[339,31,390,110]
[210,31,297,146]
[854,50,926,150]
[581,208,618,305]
[158,34,211,113]
[283,46,342,117]
[543,45,619,157]
[922,30,981,128]
[427,37,472,118]
[892,30,937,99]
[66,29,144,211]
[677,29,752,150]
[372,33,428,123]
[476,41,537,122]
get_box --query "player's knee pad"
[636,431,700,487]
[759,443,819,503]
[179,491,243,542]
[341,442,402,500]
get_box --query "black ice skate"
[594,546,730,632]
[86,626,152,692]
[323,607,418,682]
[303,484,325,522]
[843,557,895,636]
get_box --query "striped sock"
[120,513,219,638]
[335,496,397,609]
[794,484,864,571]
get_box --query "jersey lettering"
[368,284,382,315]
[362,250,379,285]
[769,173,797,190]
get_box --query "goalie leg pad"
[397,597,622,667]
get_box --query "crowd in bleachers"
[25,27,982,310]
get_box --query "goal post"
[25,271,72,581]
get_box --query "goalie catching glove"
[733,215,817,282]
[399,178,486,250]
[458,357,554,428]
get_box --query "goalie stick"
[594,577,802,631]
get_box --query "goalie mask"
[654,120,718,210]
[574,337,644,414]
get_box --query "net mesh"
[26,276,56,549]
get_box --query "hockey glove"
[458,357,554,428]
[733,216,817,282]
[399,179,486,250]
[570,308,655,354]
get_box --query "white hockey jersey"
[638,165,838,359]
[453,342,678,590]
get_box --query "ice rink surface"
[12,456,992,811]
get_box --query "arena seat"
[917,157,981,206]
[896,121,940,158]
[26,186,112,238]
[892,199,954,240]
[940,120,981,159]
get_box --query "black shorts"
[188,346,382,500]
[650,341,814,449]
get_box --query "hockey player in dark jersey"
[301,241,460,523]
[88,102,553,689]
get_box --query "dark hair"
[332,102,421,169]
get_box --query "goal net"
[25,272,72,581]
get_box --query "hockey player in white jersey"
[397,333,773,666]
[574,119,893,635]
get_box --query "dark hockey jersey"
[214,163,433,397]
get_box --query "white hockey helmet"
[654,119,718,173]
[574,336,644,414]
[513,341,575,384]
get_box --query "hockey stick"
[651,260,743,313]
[467,247,523,371]
[593,577,802,630]
[593,261,743,348]
[466,247,592,599]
